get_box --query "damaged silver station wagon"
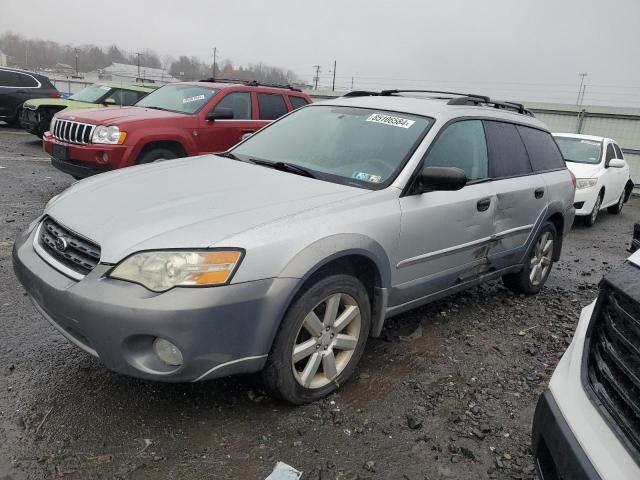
[13,90,575,404]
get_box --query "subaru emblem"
[55,236,69,252]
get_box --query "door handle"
[477,197,491,212]
[534,187,545,199]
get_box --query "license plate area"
[52,143,69,161]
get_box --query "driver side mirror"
[415,166,467,194]
[607,158,626,168]
[206,108,234,121]
[103,98,116,106]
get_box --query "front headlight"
[92,125,126,144]
[576,178,598,189]
[109,250,244,292]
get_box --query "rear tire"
[503,222,557,295]
[262,273,371,404]
[136,148,178,164]
[607,190,625,214]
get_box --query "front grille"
[52,119,94,144]
[586,280,640,461]
[37,217,101,276]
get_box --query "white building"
[94,62,178,84]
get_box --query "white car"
[532,248,640,479]
[554,133,634,226]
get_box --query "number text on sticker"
[366,113,415,129]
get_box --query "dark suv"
[0,68,59,126]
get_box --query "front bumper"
[12,223,299,382]
[43,133,132,178]
[19,107,40,134]
[573,184,600,216]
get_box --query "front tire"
[262,274,371,404]
[607,190,625,214]
[503,222,557,295]
[137,148,178,164]
[584,191,603,227]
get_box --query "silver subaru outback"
[13,90,575,404]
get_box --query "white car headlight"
[92,125,126,144]
[576,178,597,190]
[109,250,243,292]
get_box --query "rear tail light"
[49,91,61,98]
[569,170,577,190]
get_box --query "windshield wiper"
[250,159,316,178]
[218,151,241,161]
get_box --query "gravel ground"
[0,123,638,480]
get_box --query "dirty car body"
[13,92,575,402]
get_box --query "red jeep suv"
[43,80,311,178]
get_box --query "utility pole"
[351,76,354,90]
[312,65,321,90]
[332,60,336,91]
[74,48,79,77]
[136,52,143,79]
[212,47,217,78]
[576,72,587,105]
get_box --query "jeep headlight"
[109,250,243,292]
[576,178,598,189]
[92,125,127,145]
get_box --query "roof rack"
[342,89,534,116]
[199,77,302,92]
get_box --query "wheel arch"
[544,203,567,261]
[624,179,635,202]
[135,140,188,164]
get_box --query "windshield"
[135,84,218,114]
[231,105,433,189]
[555,136,602,164]
[69,84,113,103]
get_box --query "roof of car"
[552,132,612,143]
[314,94,549,130]
[0,66,50,80]
[179,80,308,95]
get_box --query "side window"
[613,143,624,159]
[289,96,309,110]
[484,121,532,178]
[19,74,39,88]
[424,120,488,181]
[213,92,252,120]
[605,143,616,162]
[106,89,139,106]
[516,126,566,171]
[0,71,24,87]
[257,93,288,120]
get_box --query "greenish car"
[19,82,155,138]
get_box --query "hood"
[56,106,186,126]
[46,156,369,263]
[24,98,98,110]
[565,161,601,178]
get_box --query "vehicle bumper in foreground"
[573,185,600,216]
[43,133,131,178]
[19,108,40,134]
[12,223,298,382]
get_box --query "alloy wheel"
[292,293,361,389]
[529,231,554,286]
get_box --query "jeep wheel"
[607,190,625,215]
[137,148,178,164]
[262,274,371,404]
[503,222,557,295]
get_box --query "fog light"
[101,152,109,163]
[152,338,183,366]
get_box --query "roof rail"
[341,88,534,117]
[199,77,302,92]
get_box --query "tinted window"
[613,143,624,159]
[214,92,252,120]
[517,126,565,171]
[289,96,308,110]
[0,70,24,87]
[257,93,288,120]
[605,143,616,162]
[106,89,141,106]
[19,74,38,88]
[484,121,532,178]
[424,120,488,181]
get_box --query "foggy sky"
[1,0,639,106]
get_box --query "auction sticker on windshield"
[352,171,382,183]
[366,113,415,129]
[183,94,206,104]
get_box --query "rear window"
[289,96,309,110]
[517,126,565,171]
[0,70,24,87]
[484,121,532,178]
[257,93,288,120]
